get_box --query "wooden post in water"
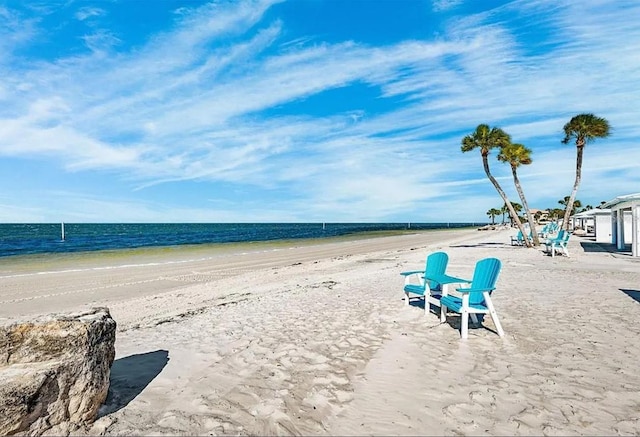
[61,222,65,241]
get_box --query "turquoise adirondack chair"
[511,229,532,246]
[545,230,571,257]
[510,230,524,245]
[439,258,504,339]
[537,223,551,238]
[400,252,449,314]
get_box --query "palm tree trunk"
[562,145,584,230]
[511,165,540,246]
[483,156,532,247]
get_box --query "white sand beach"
[2,228,640,436]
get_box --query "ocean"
[0,222,478,258]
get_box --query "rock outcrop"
[0,307,116,436]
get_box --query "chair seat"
[439,295,488,312]
[404,284,442,296]
[404,284,425,296]
[401,251,449,315]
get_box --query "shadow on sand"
[406,296,440,315]
[621,289,640,304]
[406,297,487,324]
[98,349,169,417]
[449,242,507,248]
[579,240,637,259]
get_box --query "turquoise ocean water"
[0,223,479,258]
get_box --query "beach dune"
[2,228,640,435]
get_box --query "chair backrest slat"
[468,258,502,305]
[425,252,449,290]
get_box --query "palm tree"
[497,143,540,245]
[487,208,501,225]
[561,113,611,230]
[508,201,523,221]
[558,196,582,219]
[461,124,531,247]
[534,210,544,223]
[552,208,564,221]
[500,204,508,224]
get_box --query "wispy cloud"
[0,0,638,222]
[432,0,464,12]
[75,6,105,21]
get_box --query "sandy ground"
[2,228,640,436]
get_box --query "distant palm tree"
[561,113,611,230]
[509,201,523,225]
[553,208,564,221]
[558,196,582,218]
[546,207,565,221]
[534,210,544,223]
[461,124,531,247]
[545,208,554,220]
[487,208,501,225]
[498,143,540,245]
[500,204,508,224]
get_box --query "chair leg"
[484,293,504,337]
[460,310,469,339]
[440,303,447,323]
[470,313,479,325]
[405,292,410,305]
[489,310,504,337]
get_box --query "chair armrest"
[400,270,424,276]
[425,274,471,285]
[455,287,496,293]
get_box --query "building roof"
[602,193,640,210]
[572,208,611,218]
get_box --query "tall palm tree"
[486,208,501,225]
[461,124,531,247]
[497,143,540,245]
[561,113,611,230]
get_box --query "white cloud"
[0,0,639,222]
[75,6,105,21]
[432,0,464,13]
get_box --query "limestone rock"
[0,307,116,436]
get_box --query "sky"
[1,0,639,223]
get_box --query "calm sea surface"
[0,223,478,258]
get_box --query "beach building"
[571,208,620,243]
[529,208,549,223]
[602,193,640,257]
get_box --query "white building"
[602,193,640,257]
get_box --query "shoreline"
[0,228,476,321]
[0,227,474,275]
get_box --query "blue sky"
[1,0,639,223]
